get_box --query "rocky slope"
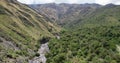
[0,0,60,63]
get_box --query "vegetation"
[46,4,120,63]
[0,0,120,63]
[29,3,101,26]
[47,25,120,63]
[0,0,60,63]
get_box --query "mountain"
[29,3,101,26]
[1,1,120,63]
[71,4,120,28]
[29,3,120,29]
[29,3,120,63]
[0,0,60,63]
[45,4,120,63]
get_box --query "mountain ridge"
[0,0,60,63]
[29,3,120,28]
[29,3,101,26]
[1,1,120,63]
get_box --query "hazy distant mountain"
[29,3,120,29]
[29,3,101,26]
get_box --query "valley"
[0,0,120,63]
[30,3,120,63]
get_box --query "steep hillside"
[29,3,101,26]
[0,0,60,63]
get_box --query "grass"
[0,0,60,63]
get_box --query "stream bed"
[29,43,49,63]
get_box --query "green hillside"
[0,0,60,63]
[47,25,120,63]
[65,4,120,29]
[0,0,120,63]
[46,4,120,63]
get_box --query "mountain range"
[0,0,120,63]
[29,3,101,26]
[29,3,120,63]
[29,3,120,28]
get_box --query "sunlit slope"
[0,0,60,63]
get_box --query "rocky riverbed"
[29,43,49,63]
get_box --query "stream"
[29,35,60,63]
[29,43,49,63]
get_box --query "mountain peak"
[105,3,116,7]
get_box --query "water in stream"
[29,43,49,63]
[29,35,60,63]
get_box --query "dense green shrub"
[47,25,120,63]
